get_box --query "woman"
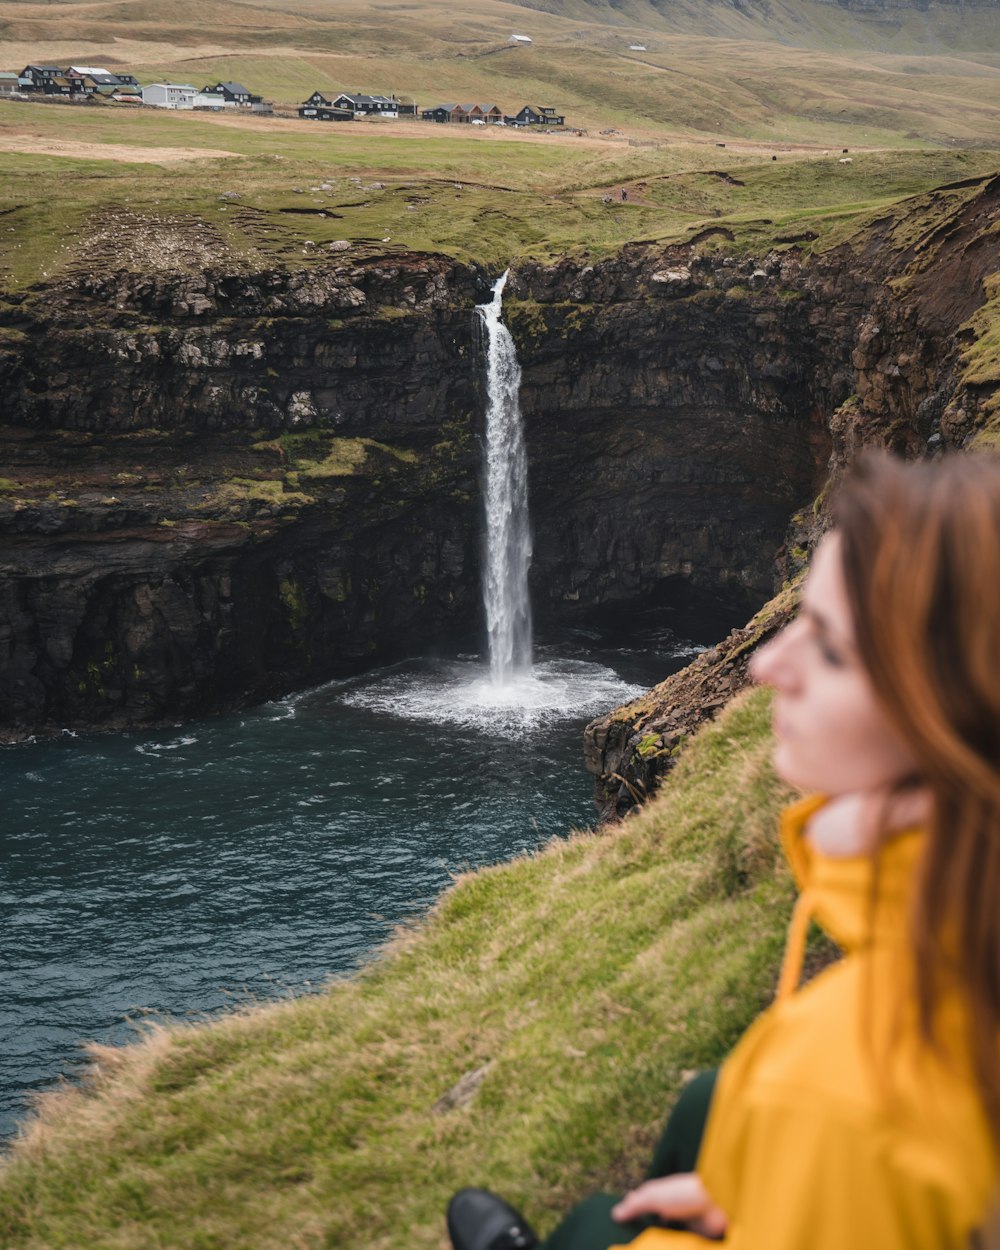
[448,452,1000,1250]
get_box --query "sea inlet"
[0,625,704,1141]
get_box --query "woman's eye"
[817,637,845,668]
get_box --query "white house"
[141,83,197,109]
[509,33,532,44]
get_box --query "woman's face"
[750,533,917,796]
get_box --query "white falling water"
[338,269,655,733]
[477,270,533,686]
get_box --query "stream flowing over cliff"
[1,173,998,746]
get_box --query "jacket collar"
[775,794,924,1002]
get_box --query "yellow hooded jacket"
[616,795,997,1250]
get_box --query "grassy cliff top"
[1,99,997,287]
[0,687,816,1250]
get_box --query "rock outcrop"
[584,172,1000,820]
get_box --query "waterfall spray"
[477,270,533,686]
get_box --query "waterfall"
[477,270,533,686]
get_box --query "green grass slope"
[1,101,997,288]
[0,688,809,1250]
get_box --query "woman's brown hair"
[835,451,1000,1146]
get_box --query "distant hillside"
[2,0,1000,140]
[500,0,1000,53]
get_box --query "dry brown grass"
[0,134,239,161]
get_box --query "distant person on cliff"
[447,451,1000,1250]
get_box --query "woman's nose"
[750,622,799,690]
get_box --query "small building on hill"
[73,70,128,96]
[67,66,139,87]
[41,75,75,97]
[111,81,143,103]
[0,72,19,95]
[510,34,532,44]
[299,93,353,122]
[201,82,258,107]
[461,103,503,124]
[66,74,98,97]
[331,92,398,117]
[422,103,466,124]
[111,88,143,105]
[142,82,198,109]
[506,104,564,127]
[19,66,63,91]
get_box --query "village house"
[18,66,64,91]
[329,92,395,117]
[65,73,98,97]
[422,103,467,124]
[201,81,272,112]
[300,90,416,121]
[506,104,565,127]
[0,72,19,95]
[67,66,138,82]
[299,92,353,121]
[41,76,75,97]
[192,91,226,110]
[421,102,503,124]
[141,82,198,109]
[201,81,257,106]
[462,103,503,124]
[68,67,121,92]
[111,82,143,104]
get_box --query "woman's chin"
[771,741,817,794]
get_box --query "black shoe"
[447,1188,538,1250]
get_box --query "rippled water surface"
[0,624,702,1140]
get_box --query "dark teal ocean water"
[0,623,702,1141]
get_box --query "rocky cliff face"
[0,255,488,734]
[1,174,997,743]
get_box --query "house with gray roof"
[331,92,398,117]
[201,81,258,106]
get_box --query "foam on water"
[338,657,645,734]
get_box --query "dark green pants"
[540,1070,718,1250]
